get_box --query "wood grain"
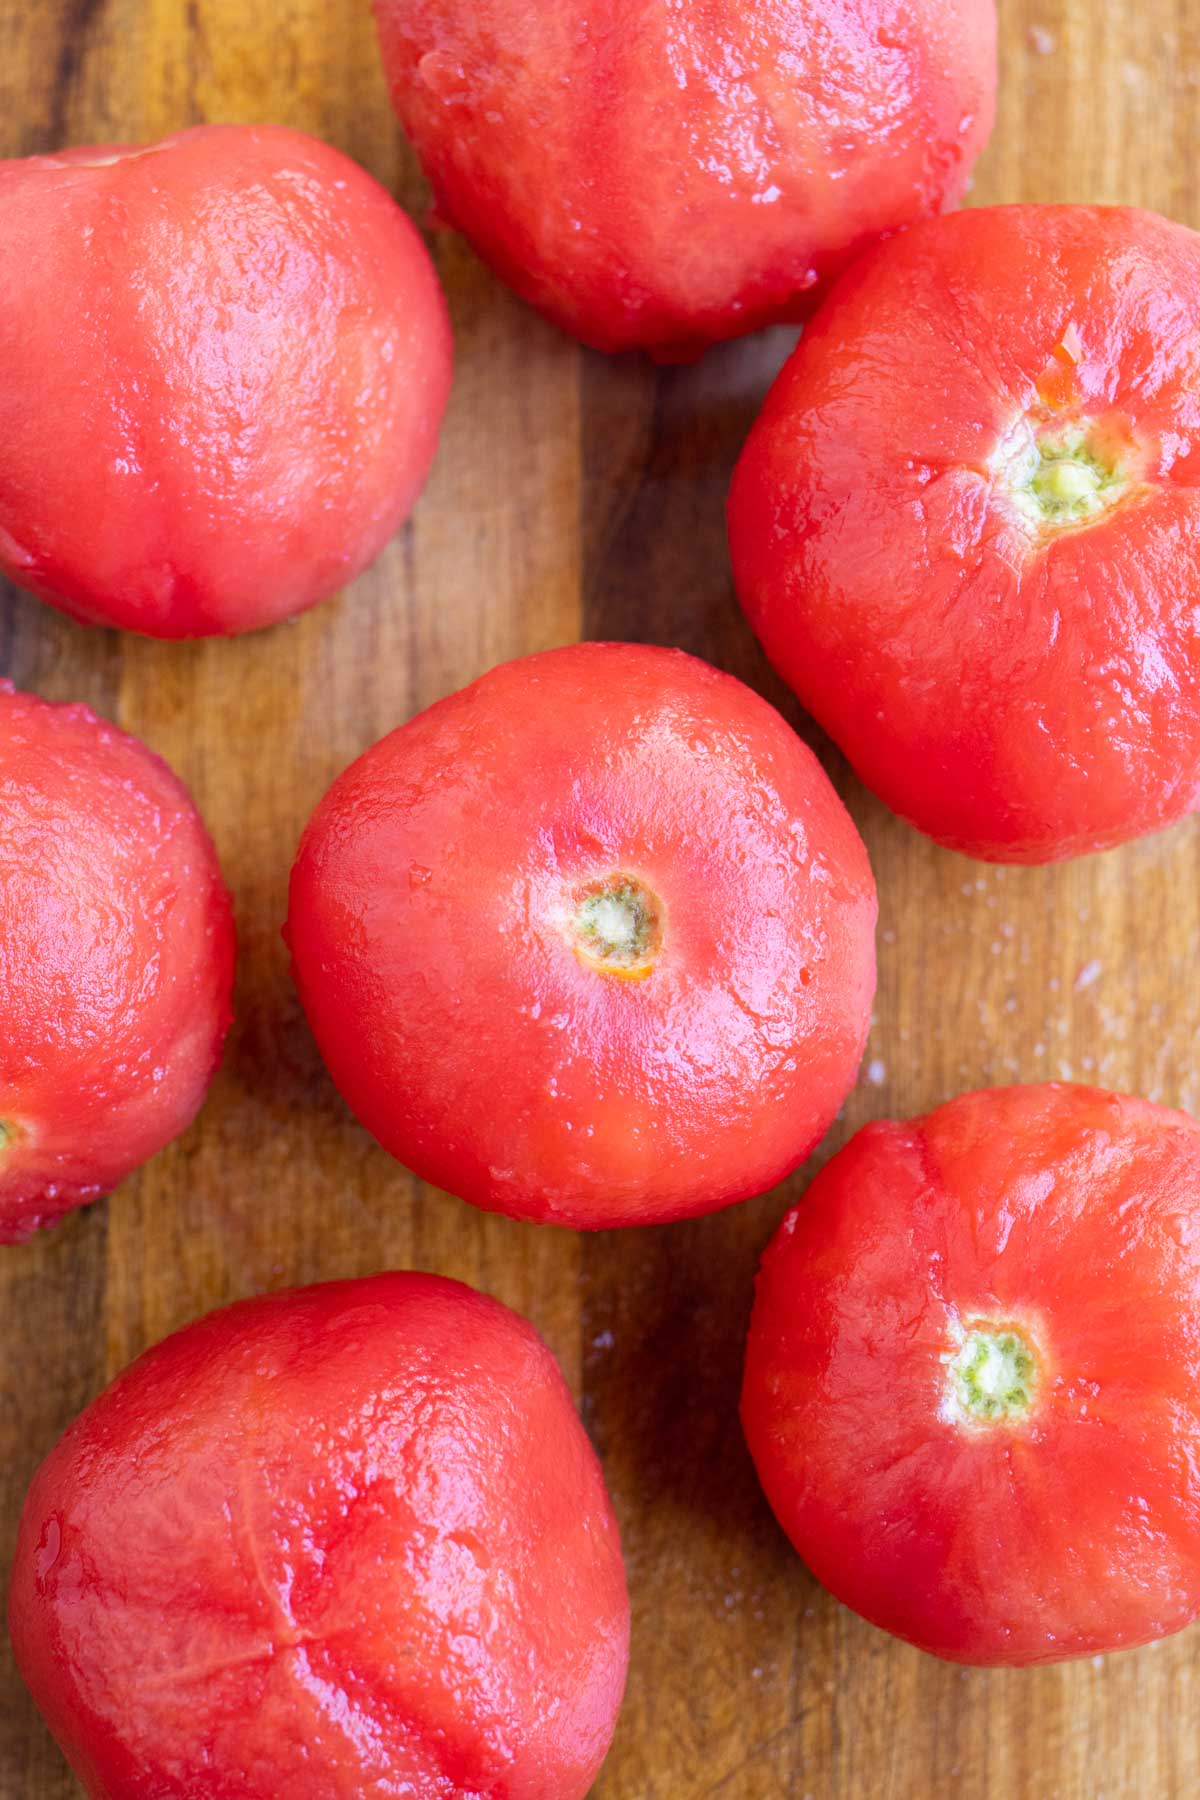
[2,2,1200,1795]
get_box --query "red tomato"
[742,1084,1200,1665]
[374,0,996,358]
[729,205,1200,862]
[286,643,877,1228]
[0,124,451,637]
[9,1272,629,1798]
[0,684,235,1243]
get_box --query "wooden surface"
[2,2,1200,1795]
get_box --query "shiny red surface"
[0,683,234,1242]
[729,205,1200,862]
[9,1273,628,1798]
[373,0,996,358]
[742,1084,1200,1665]
[0,124,451,637]
[286,643,877,1228]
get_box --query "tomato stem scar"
[944,1322,1038,1425]
[1033,454,1102,510]
[993,416,1133,533]
[569,874,663,981]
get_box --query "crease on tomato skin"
[12,1277,628,1799]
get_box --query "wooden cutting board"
[3,2,1199,1794]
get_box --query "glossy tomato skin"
[0,683,235,1242]
[730,205,1200,862]
[0,124,451,637]
[286,643,877,1228]
[374,0,996,358]
[9,1273,630,1798]
[742,1084,1200,1666]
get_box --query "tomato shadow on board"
[579,327,857,786]
[576,1175,838,1713]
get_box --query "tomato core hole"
[944,1322,1038,1425]
[992,415,1137,534]
[569,874,663,981]
[1032,451,1103,511]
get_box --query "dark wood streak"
[45,0,108,149]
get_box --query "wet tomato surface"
[375,0,996,358]
[742,1083,1200,1665]
[730,205,1200,862]
[9,1272,630,1799]
[0,683,234,1243]
[286,643,877,1228]
[0,124,451,637]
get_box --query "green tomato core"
[570,874,662,980]
[945,1323,1038,1425]
[996,419,1130,531]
